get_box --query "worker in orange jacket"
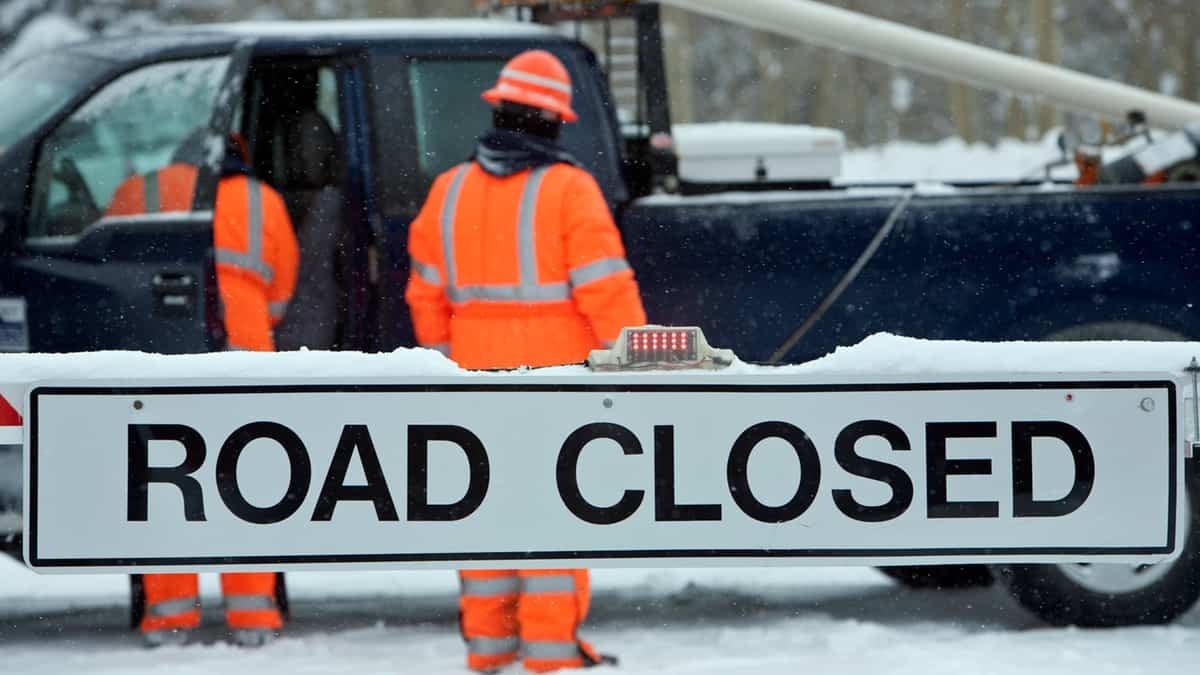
[109,133,298,647]
[406,50,645,673]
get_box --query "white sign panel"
[26,375,1180,572]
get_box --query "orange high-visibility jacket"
[105,163,199,217]
[106,166,298,351]
[405,162,646,369]
[213,174,299,351]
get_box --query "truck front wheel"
[995,484,1200,626]
[993,320,1200,626]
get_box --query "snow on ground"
[3,559,1200,674]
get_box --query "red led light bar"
[624,327,700,364]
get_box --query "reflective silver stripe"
[569,257,631,288]
[214,179,273,284]
[268,300,289,318]
[461,575,520,597]
[502,67,572,94]
[224,345,250,351]
[520,574,577,594]
[412,259,442,286]
[215,249,274,283]
[425,343,450,356]
[441,164,470,292]
[144,171,160,214]
[147,597,199,618]
[517,166,550,294]
[521,640,582,660]
[467,635,520,656]
[223,594,276,611]
[447,283,570,303]
[444,166,571,304]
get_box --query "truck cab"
[0,19,628,356]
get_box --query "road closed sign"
[25,374,1181,572]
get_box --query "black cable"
[767,189,914,364]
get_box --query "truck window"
[369,49,627,221]
[27,56,228,239]
[408,58,500,184]
[0,54,95,154]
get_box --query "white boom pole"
[657,0,1200,129]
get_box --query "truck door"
[0,45,252,353]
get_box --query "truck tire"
[877,565,994,589]
[996,490,1200,626]
[994,320,1200,626]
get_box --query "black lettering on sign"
[407,425,489,521]
[727,421,821,523]
[216,422,311,524]
[654,425,721,522]
[127,424,207,522]
[1012,421,1095,517]
[926,422,999,519]
[832,420,914,523]
[557,423,644,525]
[312,425,399,522]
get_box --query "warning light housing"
[587,325,736,371]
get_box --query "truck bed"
[623,184,1200,363]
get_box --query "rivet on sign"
[603,398,614,409]
[1065,393,1073,401]
[1141,397,1156,412]
[133,400,144,411]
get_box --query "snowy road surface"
[3,558,1200,674]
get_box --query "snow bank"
[786,333,1200,376]
[5,333,1199,386]
[5,334,1199,425]
[841,135,1071,182]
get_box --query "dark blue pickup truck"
[2,11,1199,629]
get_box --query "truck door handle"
[152,272,197,317]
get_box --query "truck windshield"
[0,54,94,153]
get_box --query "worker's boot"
[222,572,283,648]
[142,627,191,648]
[231,628,278,647]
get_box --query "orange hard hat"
[482,50,578,123]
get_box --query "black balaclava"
[473,102,580,178]
[492,101,562,141]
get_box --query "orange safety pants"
[140,572,283,635]
[459,568,600,673]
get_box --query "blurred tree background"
[2,0,1196,146]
